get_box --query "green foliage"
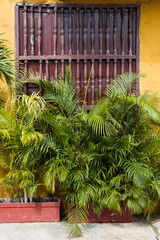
[1,69,160,237]
[20,70,160,237]
[66,203,88,238]
[0,34,15,94]
[0,92,45,201]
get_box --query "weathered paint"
[0,200,60,222]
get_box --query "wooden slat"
[106,59,110,85]
[69,8,72,55]
[53,7,57,55]
[84,8,87,55]
[69,59,72,74]
[122,7,125,55]
[24,6,28,56]
[99,7,103,54]
[129,58,132,72]
[55,60,58,79]
[84,59,87,103]
[61,59,64,79]
[76,8,80,55]
[129,7,133,55]
[91,7,95,55]
[76,59,80,98]
[46,60,49,79]
[39,59,42,77]
[16,3,141,9]
[136,6,140,70]
[114,7,117,55]
[61,8,64,55]
[136,5,140,95]
[114,58,117,77]
[129,58,132,94]
[30,6,34,55]
[99,59,102,95]
[24,60,28,73]
[106,7,110,54]
[19,54,137,61]
[38,6,42,56]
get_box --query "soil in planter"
[0,197,59,203]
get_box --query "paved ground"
[1,217,160,240]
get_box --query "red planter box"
[0,200,60,223]
[68,204,132,223]
[86,205,132,223]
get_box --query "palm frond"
[21,128,44,147]
[105,72,144,98]
[66,203,88,238]
[126,197,147,214]
[86,100,121,136]
[124,161,153,186]
[0,35,15,94]
[23,68,79,118]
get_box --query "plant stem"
[24,189,28,203]
[82,64,93,111]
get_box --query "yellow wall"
[140,0,160,94]
[0,0,160,94]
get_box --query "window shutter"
[15,4,140,109]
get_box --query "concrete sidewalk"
[1,218,160,240]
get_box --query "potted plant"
[0,35,60,223]
[24,70,160,237]
[0,91,60,223]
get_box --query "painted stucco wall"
[140,0,160,94]
[1,0,159,94]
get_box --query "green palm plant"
[0,92,46,202]
[85,73,160,216]
[7,69,160,237]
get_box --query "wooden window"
[15,3,140,109]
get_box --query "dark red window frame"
[15,3,140,109]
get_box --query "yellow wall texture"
[0,0,159,95]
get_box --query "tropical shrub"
[20,70,160,237]
[0,92,45,202]
[1,69,160,237]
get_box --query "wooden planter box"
[0,197,60,223]
[68,204,132,223]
